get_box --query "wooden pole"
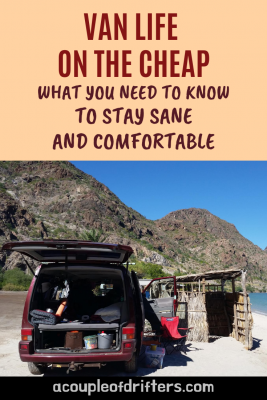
[232,278,238,341]
[222,279,231,335]
[241,271,249,350]
[202,278,206,304]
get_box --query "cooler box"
[145,346,165,369]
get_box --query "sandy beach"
[145,312,267,377]
[0,291,266,376]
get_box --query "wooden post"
[202,278,206,304]
[191,283,193,292]
[232,278,238,341]
[222,279,231,335]
[241,271,249,350]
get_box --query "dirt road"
[0,291,267,377]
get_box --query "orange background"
[1,0,266,160]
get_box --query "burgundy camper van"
[1,240,144,375]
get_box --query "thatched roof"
[175,268,243,282]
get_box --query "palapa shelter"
[175,268,253,349]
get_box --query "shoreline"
[252,310,267,317]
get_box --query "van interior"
[30,265,128,353]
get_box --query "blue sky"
[71,161,267,250]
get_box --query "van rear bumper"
[19,340,136,363]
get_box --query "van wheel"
[28,362,47,375]
[124,353,138,373]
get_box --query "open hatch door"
[1,240,133,264]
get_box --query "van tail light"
[124,343,132,349]
[122,327,135,340]
[21,328,33,341]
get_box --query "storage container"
[64,331,83,349]
[145,346,165,369]
[97,333,114,349]
[84,335,98,349]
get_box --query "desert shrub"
[6,222,14,230]
[141,241,155,251]
[143,263,165,279]
[174,271,187,277]
[80,229,107,242]
[2,283,28,291]
[2,268,32,290]
[129,261,165,279]
[246,284,255,293]
[164,254,175,262]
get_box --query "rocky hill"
[0,161,267,290]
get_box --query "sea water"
[249,293,267,316]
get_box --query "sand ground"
[0,291,266,377]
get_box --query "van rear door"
[1,240,133,264]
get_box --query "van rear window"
[35,250,122,260]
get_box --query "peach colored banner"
[1,1,266,160]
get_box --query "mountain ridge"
[0,161,267,290]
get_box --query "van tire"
[28,362,47,375]
[124,353,138,373]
